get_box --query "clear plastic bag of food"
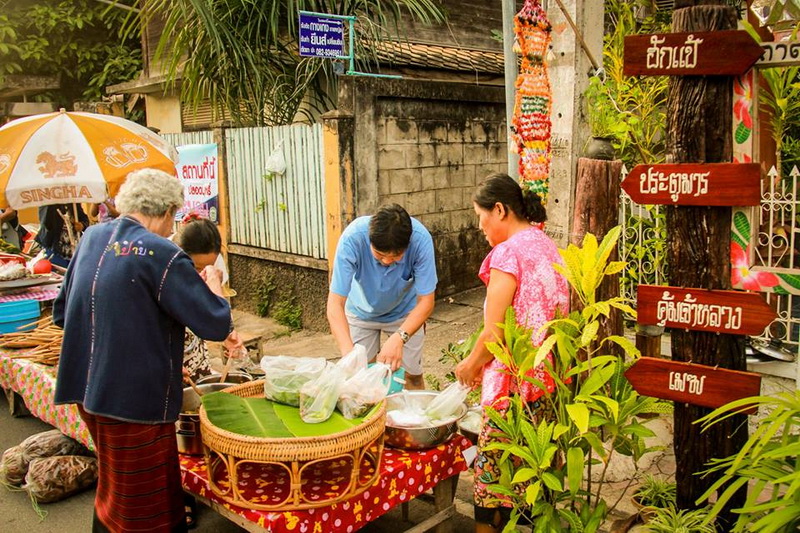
[261,356,326,406]
[20,429,87,464]
[299,362,345,423]
[425,382,471,423]
[337,363,392,419]
[0,445,26,486]
[23,455,98,503]
[335,344,368,380]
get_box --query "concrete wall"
[338,77,505,296]
[229,254,329,332]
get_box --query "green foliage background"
[0,0,141,105]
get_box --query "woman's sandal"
[185,498,197,530]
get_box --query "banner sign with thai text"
[637,285,776,336]
[175,143,219,223]
[298,12,345,58]
[625,357,761,413]
[622,163,761,206]
[624,30,763,76]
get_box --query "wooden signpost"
[637,285,777,336]
[757,41,800,68]
[625,357,761,414]
[624,30,764,76]
[621,163,761,206]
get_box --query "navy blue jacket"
[54,216,232,423]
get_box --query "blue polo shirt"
[330,216,437,322]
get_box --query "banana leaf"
[201,392,376,438]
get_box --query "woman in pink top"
[456,173,569,532]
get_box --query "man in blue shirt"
[327,204,437,389]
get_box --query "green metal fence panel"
[225,125,326,259]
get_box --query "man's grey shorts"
[346,314,424,375]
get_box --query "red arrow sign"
[637,285,776,336]
[624,30,764,76]
[622,163,761,206]
[625,357,761,413]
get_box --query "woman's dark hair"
[473,173,546,224]
[369,204,412,253]
[176,218,222,256]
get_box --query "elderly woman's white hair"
[116,168,184,218]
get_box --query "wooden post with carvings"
[571,157,624,351]
[666,2,747,521]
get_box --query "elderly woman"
[54,169,234,533]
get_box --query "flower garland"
[510,0,552,202]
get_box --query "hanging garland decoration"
[511,0,552,203]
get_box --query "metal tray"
[0,273,62,290]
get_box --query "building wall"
[145,93,182,133]
[339,77,505,297]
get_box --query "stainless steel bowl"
[177,383,236,455]
[384,390,467,450]
[196,371,253,386]
[457,406,482,445]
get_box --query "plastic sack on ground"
[261,356,326,406]
[20,429,87,464]
[299,362,345,423]
[335,344,368,381]
[337,362,392,419]
[0,445,26,486]
[23,455,98,503]
[424,382,470,423]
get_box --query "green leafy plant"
[437,326,482,404]
[645,506,716,533]
[633,473,676,509]
[696,391,800,532]
[481,227,671,532]
[272,297,302,330]
[584,75,628,140]
[256,278,276,317]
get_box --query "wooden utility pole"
[666,2,747,522]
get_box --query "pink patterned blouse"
[478,226,569,408]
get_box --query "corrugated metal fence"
[162,125,327,260]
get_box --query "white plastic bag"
[337,363,392,419]
[335,344,368,380]
[264,145,286,178]
[425,382,470,423]
[261,356,326,406]
[299,362,345,424]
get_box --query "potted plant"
[583,75,625,160]
[645,507,716,533]
[480,227,671,531]
[632,474,676,521]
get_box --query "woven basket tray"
[198,379,386,510]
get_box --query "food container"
[457,406,482,445]
[384,390,467,450]
[196,371,253,386]
[177,383,235,455]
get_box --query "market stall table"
[0,350,470,532]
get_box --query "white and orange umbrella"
[0,110,178,209]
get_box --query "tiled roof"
[366,40,504,74]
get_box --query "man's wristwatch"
[397,329,410,344]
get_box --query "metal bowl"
[178,383,237,455]
[457,406,482,445]
[384,390,467,450]
[196,371,253,386]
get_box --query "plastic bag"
[299,362,345,423]
[261,356,326,406]
[0,445,26,486]
[23,456,97,503]
[335,344,368,381]
[20,430,87,464]
[337,362,392,419]
[386,389,429,427]
[424,382,470,423]
[264,145,286,178]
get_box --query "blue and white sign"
[298,12,345,58]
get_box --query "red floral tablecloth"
[0,348,93,449]
[180,435,470,533]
